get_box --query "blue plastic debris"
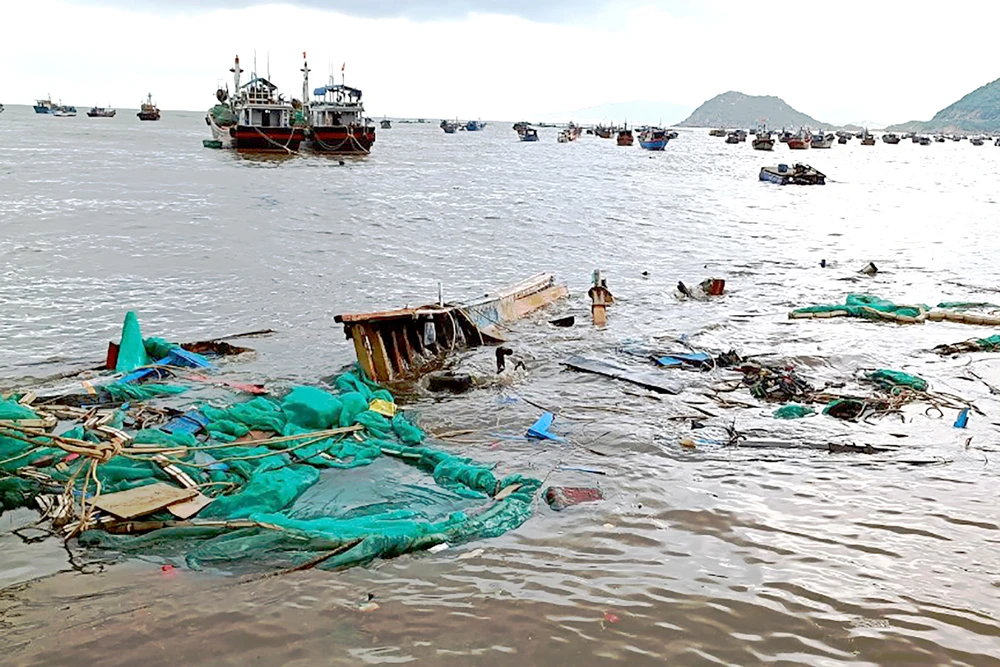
[162,410,210,436]
[954,408,969,429]
[158,347,213,369]
[656,352,711,368]
[527,412,562,441]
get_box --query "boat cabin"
[310,83,368,127]
[236,77,294,127]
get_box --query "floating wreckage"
[335,273,568,383]
[789,294,1000,326]
[759,163,826,185]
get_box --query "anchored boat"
[34,96,58,114]
[137,93,160,121]
[520,127,539,142]
[760,163,826,185]
[87,106,116,118]
[752,126,775,151]
[860,131,876,146]
[52,103,77,117]
[882,133,900,144]
[638,127,669,150]
[465,120,486,131]
[304,58,376,154]
[213,56,306,152]
[616,126,634,146]
[709,128,727,137]
[811,132,835,148]
[440,119,458,133]
[380,117,391,129]
[787,128,811,149]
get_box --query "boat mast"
[301,52,310,112]
[230,55,243,93]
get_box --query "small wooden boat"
[759,163,825,185]
[752,127,775,151]
[595,125,613,139]
[520,127,539,142]
[970,136,984,146]
[725,132,741,144]
[709,128,727,137]
[380,118,391,129]
[882,133,900,144]
[935,135,946,143]
[465,120,486,131]
[513,121,529,137]
[334,273,568,383]
[616,127,633,146]
[811,132,835,148]
[860,132,876,146]
[918,136,932,145]
[440,119,458,133]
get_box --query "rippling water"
[3,108,1000,664]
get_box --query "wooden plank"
[167,493,214,519]
[335,307,421,324]
[509,285,569,320]
[94,482,197,519]
[365,324,394,382]
[387,327,408,375]
[350,326,376,381]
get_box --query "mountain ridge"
[886,77,1000,133]
[677,91,837,129]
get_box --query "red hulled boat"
[303,56,375,154]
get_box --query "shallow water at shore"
[2,110,1000,664]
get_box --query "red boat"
[303,56,375,154]
[209,56,307,152]
[787,128,812,150]
[616,126,634,146]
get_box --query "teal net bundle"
[789,294,930,321]
[0,369,541,571]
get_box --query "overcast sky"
[5,0,999,124]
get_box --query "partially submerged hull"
[760,163,826,185]
[232,125,306,152]
[335,273,568,383]
[308,125,376,154]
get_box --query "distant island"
[676,91,859,131]
[886,77,1000,133]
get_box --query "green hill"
[886,77,1000,133]
[677,91,831,129]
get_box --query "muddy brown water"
[2,110,1000,664]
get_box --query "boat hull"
[760,165,825,186]
[137,112,160,121]
[34,106,53,114]
[520,135,539,142]
[308,126,376,154]
[639,140,667,150]
[617,136,633,146]
[787,139,810,149]
[752,139,774,151]
[232,125,306,152]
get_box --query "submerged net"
[1,364,541,571]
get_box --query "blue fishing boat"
[520,127,539,142]
[34,96,56,114]
[465,119,486,131]
[638,127,669,151]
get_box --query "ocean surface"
[2,107,1000,665]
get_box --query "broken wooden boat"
[335,273,568,382]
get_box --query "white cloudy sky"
[4,0,999,124]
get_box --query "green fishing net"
[0,368,541,570]
[791,294,929,320]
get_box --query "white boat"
[811,132,835,148]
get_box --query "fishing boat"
[709,128,727,137]
[911,134,921,144]
[837,135,848,144]
[440,119,458,133]
[567,122,582,141]
[787,128,811,150]
[594,125,613,139]
[616,126,634,146]
[752,127,774,151]
[465,120,486,131]
[935,135,946,143]
[87,106,116,118]
[520,127,539,142]
[513,121,529,137]
[210,56,306,152]
[52,104,77,117]
[918,136,933,145]
[970,136,984,146]
[305,59,376,154]
[666,130,679,140]
[206,86,238,148]
[0,104,4,114]
[882,133,900,144]
[860,131,876,146]
[34,96,57,114]
[557,129,571,143]
[380,118,391,129]
[811,132,835,148]
[759,163,825,185]
[725,131,741,144]
[638,127,669,150]
[137,93,160,121]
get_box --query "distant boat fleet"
[710,126,996,149]
[26,94,159,120]
[512,121,677,150]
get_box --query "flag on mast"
[341,62,346,72]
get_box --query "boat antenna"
[253,50,257,77]
[267,51,270,82]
